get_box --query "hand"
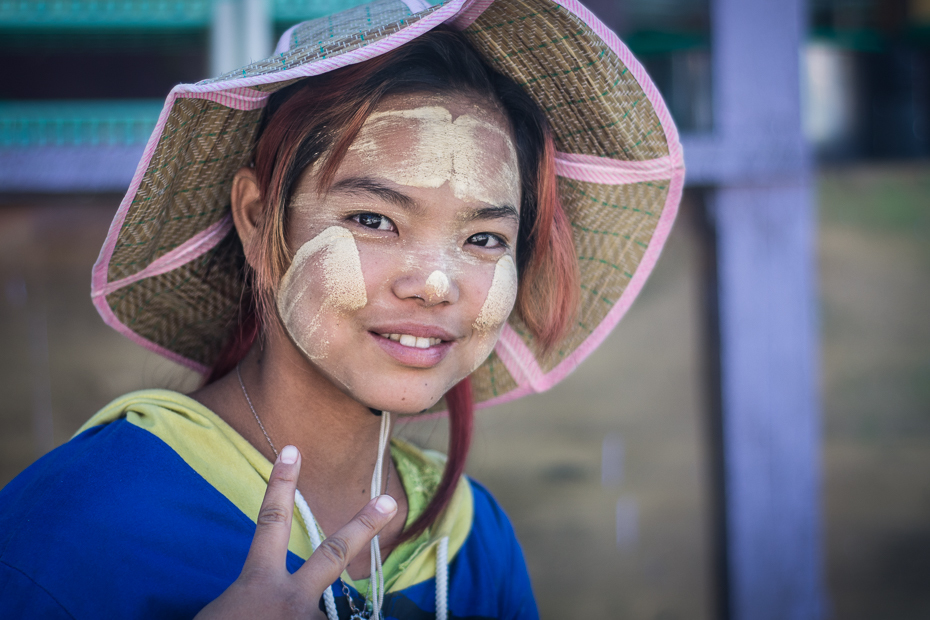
[195,445,398,619]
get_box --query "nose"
[393,267,459,306]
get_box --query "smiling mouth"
[378,333,444,349]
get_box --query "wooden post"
[694,0,825,618]
[709,183,822,620]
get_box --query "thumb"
[297,495,397,593]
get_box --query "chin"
[348,374,458,416]
[358,392,445,416]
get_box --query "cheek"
[467,255,518,372]
[276,226,367,359]
[473,255,518,332]
[277,257,329,360]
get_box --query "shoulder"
[0,418,184,542]
[455,478,525,565]
[0,399,254,618]
[445,478,539,620]
[467,478,517,538]
[0,397,246,544]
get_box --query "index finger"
[296,494,398,592]
[243,445,301,575]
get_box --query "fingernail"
[280,445,298,464]
[374,495,397,515]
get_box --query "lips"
[368,323,457,368]
[379,333,442,348]
[369,322,457,341]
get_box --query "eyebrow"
[464,205,520,225]
[330,177,422,214]
[330,176,519,224]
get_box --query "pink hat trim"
[554,152,679,185]
[93,214,233,299]
[482,0,686,406]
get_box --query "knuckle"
[356,511,379,534]
[236,573,310,613]
[277,589,308,615]
[239,564,273,584]
[317,536,351,567]
[269,466,298,486]
[257,505,291,527]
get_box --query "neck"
[190,325,408,563]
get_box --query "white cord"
[435,536,449,620]
[368,411,391,619]
[294,489,339,620]
[244,364,392,619]
[292,411,391,620]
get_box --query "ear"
[230,166,264,270]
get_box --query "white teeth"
[381,333,443,348]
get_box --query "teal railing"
[0,1,211,27]
[0,0,371,28]
[0,100,163,147]
[274,0,369,22]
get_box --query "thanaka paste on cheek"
[276,226,367,360]
[470,255,518,371]
[474,255,518,331]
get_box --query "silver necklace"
[235,362,391,494]
[237,363,277,457]
[235,362,391,619]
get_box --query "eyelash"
[467,232,507,249]
[351,212,395,232]
[350,212,509,249]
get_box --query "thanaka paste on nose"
[424,270,451,302]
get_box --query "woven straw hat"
[92,0,684,410]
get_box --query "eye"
[467,232,505,248]
[352,212,395,232]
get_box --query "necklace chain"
[236,362,391,494]
[237,363,278,457]
[235,362,390,618]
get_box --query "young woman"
[0,1,684,618]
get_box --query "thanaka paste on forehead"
[348,105,520,209]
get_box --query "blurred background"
[1,0,928,618]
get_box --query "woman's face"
[275,93,521,415]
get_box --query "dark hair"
[207,26,578,544]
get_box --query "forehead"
[363,92,510,135]
[336,92,521,209]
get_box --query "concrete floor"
[1,164,928,618]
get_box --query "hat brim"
[91,0,685,412]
